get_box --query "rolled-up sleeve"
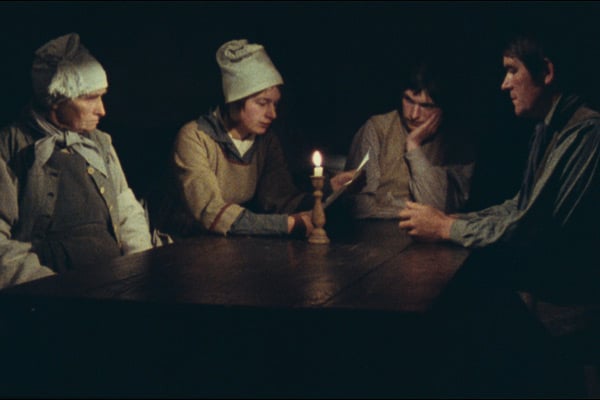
[405,147,474,213]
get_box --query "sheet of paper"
[323,151,369,209]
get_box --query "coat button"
[87,167,95,175]
[100,186,105,194]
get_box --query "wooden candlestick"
[308,175,330,244]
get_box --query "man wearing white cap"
[162,39,354,238]
[0,33,152,289]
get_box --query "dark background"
[2,1,600,211]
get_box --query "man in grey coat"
[399,32,600,395]
[0,33,152,289]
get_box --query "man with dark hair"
[400,32,600,395]
[400,33,599,301]
[344,58,474,219]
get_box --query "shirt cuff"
[449,217,469,244]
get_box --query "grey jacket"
[453,94,600,299]
[450,94,600,251]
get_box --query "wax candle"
[312,151,323,177]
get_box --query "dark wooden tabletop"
[0,219,469,311]
[0,219,471,398]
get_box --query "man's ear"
[543,57,555,86]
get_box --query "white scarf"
[30,109,108,176]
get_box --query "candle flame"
[312,150,322,167]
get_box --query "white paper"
[323,151,369,209]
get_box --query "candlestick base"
[308,175,330,245]
[308,227,330,244]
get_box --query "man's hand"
[329,169,366,193]
[406,109,442,151]
[398,200,455,242]
[288,211,314,238]
[330,170,354,192]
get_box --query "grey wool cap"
[216,39,283,103]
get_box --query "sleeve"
[551,122,600,228]
[254,133,312,213]
[405,147,475,213]
[229,209,289,236]
[107,145,153,254]
[345,119,404,219]
[173,124,245,235]
[0,156,55,289]
[450,120,600,249]
[449,196,521,248]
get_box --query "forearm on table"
[229,209,289,235]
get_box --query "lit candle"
[312,151,323,177]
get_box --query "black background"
[2,1,600,210]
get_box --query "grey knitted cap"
[216,39,283,103]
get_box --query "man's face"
[51,88,107,133]
[238,86,281,136]
[500,56,545,118]
[401,89,440,132]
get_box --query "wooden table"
[0,219,470,397]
